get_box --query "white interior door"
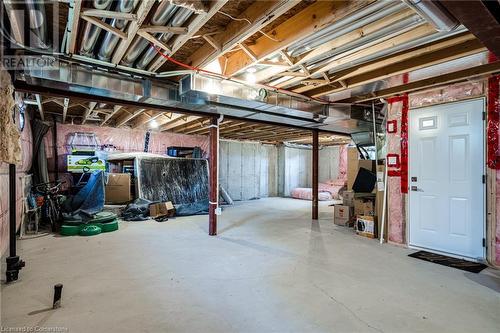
[409,98,485,260]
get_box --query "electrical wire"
[218,11,282,43]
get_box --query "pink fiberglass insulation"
[0,112,33,255]
[386,100,406,244]
[44,123,210,185]
[338,144,348,180]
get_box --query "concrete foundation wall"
[277,145,341,197]
[219,141,278,201]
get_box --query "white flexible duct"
[135,7,193,70]
[97,0,138,61]
[120,1,178,66]
[79,0,114,56]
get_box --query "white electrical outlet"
[215,207,222,215]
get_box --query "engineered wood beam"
[253,8,416,83]
[81,14,127,39]
[137,30,172,53]
[81,9,137,21]
[337,61,500,103]
[278,23,437,89]
[304,38,486,97]
[138,26,188,34]
[182,1,300,70]
[67,0,82,53]
[221,0,374,76]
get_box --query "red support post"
[209,116,218,235]
[312,129,319,220]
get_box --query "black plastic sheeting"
[137,158,209,216]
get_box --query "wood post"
[209,116,219,235]
[312,129,319,220]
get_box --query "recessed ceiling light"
[246,67,257,73]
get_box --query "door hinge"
[482,175,486,184]
[482,112,486,121]
[482,238,486,247]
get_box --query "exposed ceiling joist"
[67,0,82,53]
[81,8,137,21]
[160,114,198,131]
[304,37,486,97]
[2,0,24,44]
[338,61,500,103]
[277,23,437,89]
[186,0,300,69]
[137,30,172,53]
[256,8,416,84]
[82,102,97,124]
[138,26,188,34]
[81,14,127,39]
[62,98,69,123]
[221,0,374,77]
[116,109,146,127]
[100,105,123,126]
[112,0,157,64]
[35,94,44,121]
[148,0,230,72]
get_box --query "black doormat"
[408,251,488,273]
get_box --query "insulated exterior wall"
[219,140,277,201]
[0,112,33,255]
[387,80,486,249]
[45,123,209,189]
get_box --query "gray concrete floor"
[1,198,499,333]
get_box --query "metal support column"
[312,130,319,220]
[6,164,25,282]
[208,116,219,235]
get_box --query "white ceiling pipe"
[79,0,114,56]
[135,7,193,70]
[97,0,138,61]
[120,1,178,66]
[402,0,459,32]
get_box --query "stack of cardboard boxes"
[334,147,386,239]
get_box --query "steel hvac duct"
[79,0,113,56]
[403,0,459,32]
[97,0,138,61]
[135,7,193,69]
[25,0,48,48]
[120,1,178,66]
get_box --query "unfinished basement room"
[1,0,500,332]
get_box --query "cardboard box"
[150,201,175,218]
[354,198,375,216]
[342,190,355,207]
[334,205,353,226]
[356,215,377,238]
[105,173,131,204]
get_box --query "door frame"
[407,97,487,261]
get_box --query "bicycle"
[32,180,65,232]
